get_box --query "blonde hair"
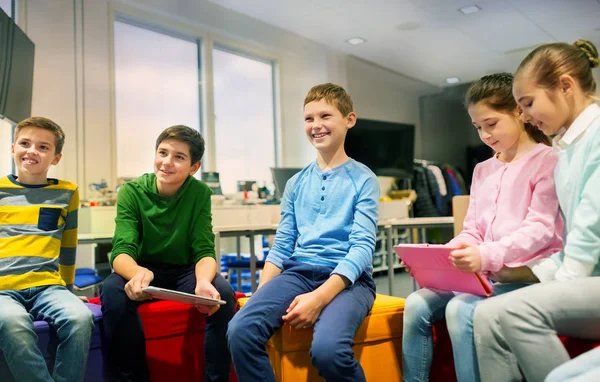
[465,73,549,145]
[15,117,66,154]
[304,83,354,116]
[516,39,600,97]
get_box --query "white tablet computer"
[142,286,226,306]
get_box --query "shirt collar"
[554,103,600,151]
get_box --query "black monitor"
[345,119,415,177]
[0,7,35,123]
[271,167,302,200]
[201,172,223,195]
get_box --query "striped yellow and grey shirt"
[0,175,79,291]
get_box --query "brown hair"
[155,125,205,164]
[15,117,66,154]
[465,73,550,145]
[304,83,354,116]
[515,39,600,96]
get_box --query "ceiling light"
[446,77,460,84]
[346,37,366,46]
[459,5,481,15]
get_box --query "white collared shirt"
[553,103,600,151]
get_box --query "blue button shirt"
[266,159,380,284]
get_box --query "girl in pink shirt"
[402,73,564,382]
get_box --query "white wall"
[19,0,435,199]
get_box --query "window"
[113,20,201,179]
[212,47,276,194]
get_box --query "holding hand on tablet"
[449,243,482,273]
[195,278,221,316]
[125,267,154,301]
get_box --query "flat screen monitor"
[345,119,415,177]
[271,167,302,200]
[0,7,35,124]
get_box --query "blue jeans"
[546,347,600,382]
[402,283,528,382]
[0,285,94,382]
[227,259,376,382]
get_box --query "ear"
[346,112,357,129]
[190,160,201,176]
[558,74,575,96]
[51,153,62,166]
[11,143,14,157]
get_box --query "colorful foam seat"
[238,293,405,381]
[0,303,105,382]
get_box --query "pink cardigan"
[448,144,564,272]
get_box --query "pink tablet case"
[394,244,492,296]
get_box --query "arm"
[59,187,79,291]
[555,142,600,281]
[330,175,379,284]
[263,176,298,277]
[448,165,483,247]
[476,157,562,272]
[257,262,282,290]
[111,186,153,300]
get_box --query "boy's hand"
[124,268,154,301]
[194,278,221,316]
[450,243,482,273]
[282,291,326,330]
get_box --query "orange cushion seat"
[238,293,405,381]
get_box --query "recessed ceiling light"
[346,37,366,46]
[446,77,460,84]
[459,5,481,15]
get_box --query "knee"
[445,297,475,336]
[310,338,349,372]
[226,313,251,351]
[403,291,434,328]
[497,298,532,336]
[57,305,94,334]
[100,274,128,310]
[0,308,30,335]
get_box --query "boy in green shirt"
[100,125,234,382]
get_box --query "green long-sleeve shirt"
[110,173,215,266]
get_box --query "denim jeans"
[546,346,600,382]
[0,285,95,382]
[402,283,529,382]
[227,259,376,382]
[101,264,235,382]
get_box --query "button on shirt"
[448,143,564,273]
[266,159,380,284]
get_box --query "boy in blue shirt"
[227,83,380,382]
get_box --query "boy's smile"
[304,99,355,154]
[11,127,61,185]
[154,139,200,197]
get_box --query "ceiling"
[207,0,600,87]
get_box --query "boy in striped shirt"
[0,117,94,382]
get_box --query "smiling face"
[154,139,200,197]
[11,127,62,185]
[513,72,571,136]
[468,101,524,153]
[303,99,356,155]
